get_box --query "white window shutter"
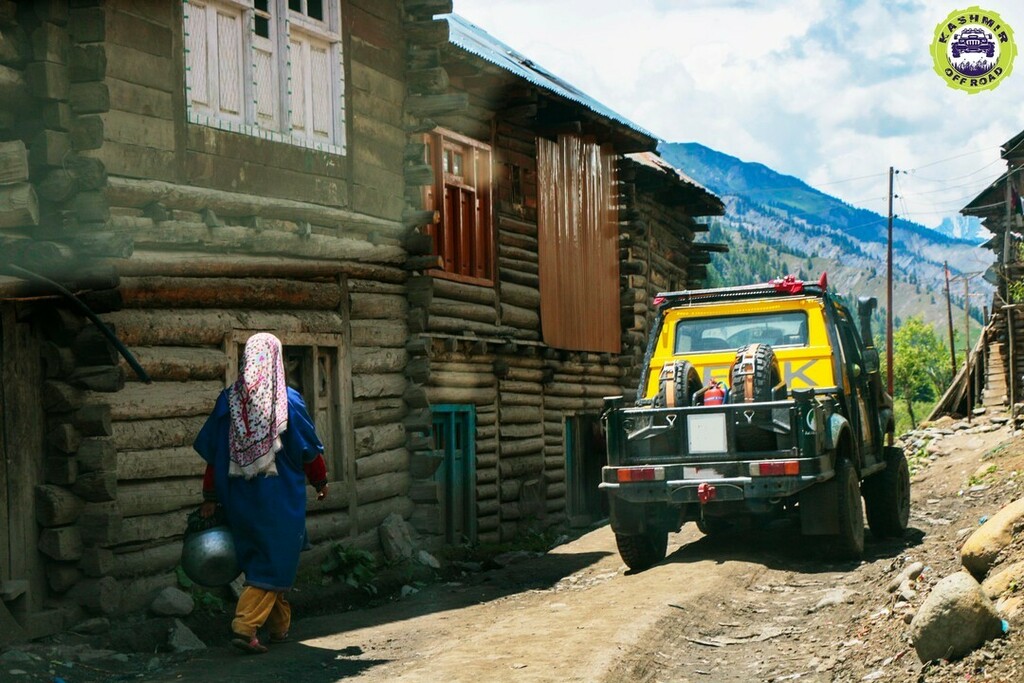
[185,1,211,113]
[253,35,279,129]
[289,37,307,134]
[215,7,244,121]
[309,39,332,140]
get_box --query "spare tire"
[654,360,701,408]
[728,344,781,451]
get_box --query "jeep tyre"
[728,343,781,450]
[830,458,865,559]
[654,360,701,408]
[615,527,668,572]
[862,448,910,539]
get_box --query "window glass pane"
[453,152,463,177]
[673,311,809,354]
[443,150,451,174]
[255,14,269,37]
[308,0,324,20]
[289,0,302,11]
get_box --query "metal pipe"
[6,264,152,384]
[886,165,894,397]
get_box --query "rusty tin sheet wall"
[536,136,620,353]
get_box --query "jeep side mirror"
[857,297,877,348]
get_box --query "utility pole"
[944,261,956,377]
[965,277,972,423]
[886,166,895,396]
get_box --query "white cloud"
[451,0,1024,228]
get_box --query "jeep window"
[673,311,809,354]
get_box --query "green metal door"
[431,405,476,544]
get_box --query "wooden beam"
[0,183,38,228]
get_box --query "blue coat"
[194,387,324,591]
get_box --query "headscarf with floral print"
[228,333,289,478]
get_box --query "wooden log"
[0,182,39,228]
[498,214,538,236]
[500,404,542,423]
[117,447,203,481]
[69,80,108,113]
[35,485,84,527]
[404,0,453,20]
[119,276,342,310]
[69,43,105,82]
[118,479,199,518]
[426,315,499,336]
[352,347,407,374]
[100,309,347,347]
[71,326,118,368]
[111,542,181,579]
[352,397,406,428]
[29,129,70,167]
[110,416,207,451]
[0,139,28,184]
[350,291,408,320]
[500,437,545,458]
[355,447,409,480]
[356,471,409,505]
[39,527,83,561]
[356,496,414,532]
[120,346,227,383]
[433,277,496,306]
[47,563,81,593]
[106,177,403,236]
[354,423,406,459]
[77,438,116,473]
[70,114,103,151]
[25,60,68,100]
[499,454,545,479]
[500,480,521,502]
[402,408,432,434]
[40,341,75,378]
[406,275,433,307]
[72,405,112,438]
[86,380,220,421]
[499,281,540,309]
[80,547,115,578]
[45,456,77,486]
[352,373,406,400]
[499,268,540,288]
[305,510,352,543]
[47,423,81,454]
[500,422,544,439]
[69,365,125,393]
[429,370,496,388]
[425,385,497,405]
[79,502,122,546]
[116,509,180,546]
[406,93,467,117]
[0,63,27,110]
[498,391,542,407]
[72,470,116,502]
[500,303,539,330]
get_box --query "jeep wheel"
[863,448,910,539]
[615,528,668,572]
[728,343,781,450]
[830,458,865,559]
[696,515,734,537]
[655,360,701,408]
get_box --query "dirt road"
[126,417,1019,683]
[6,417,1020,683]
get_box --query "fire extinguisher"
[703,380,727,406]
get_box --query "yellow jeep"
[601,276,909,570]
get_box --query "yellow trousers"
[231,586,291,639]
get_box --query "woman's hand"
[199,501,217,518]
[317,483,329,501]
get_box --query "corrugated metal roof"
[441,13,655,141]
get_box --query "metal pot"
[180,525,240,587]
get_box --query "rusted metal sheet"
[537,136,620,353]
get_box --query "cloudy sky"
[452,0,1024,231]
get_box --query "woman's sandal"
[269,632,290,644]
[231,633,268,654]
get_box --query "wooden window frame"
[422,128,495,286]
[225,331,351,483]
[183,0,346,154]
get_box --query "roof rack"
[652,274,829,310]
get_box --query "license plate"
[687,413,727,454]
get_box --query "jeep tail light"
[617,467,665,483]
[749,461,800,476]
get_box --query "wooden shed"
[398,14,724,543]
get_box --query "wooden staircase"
[984,342,1009,408]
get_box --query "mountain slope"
[660,142,993,334]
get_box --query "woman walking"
[194,333,329,653]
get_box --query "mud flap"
[799,480,839,535]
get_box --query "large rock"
[150,586,195,617]
[167,619,206,653]
[909,571,1003,662]
[960,498,1024,580]
[379,513,417,562]
[982,561,1024,600]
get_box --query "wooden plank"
[350,319,407,348]
[0,183,39,228]
[186,150,347,208]
[83,139,175,182]
[105,9,172,58]
[120,276,342,310]
[86,381,221,421]
[348,61,404,105]
[119,478,200,517]
[102,109,174,151]
[104,42,172,92]
[118,509,182,544]
[351,347,408,374]
[185,124,347,179]
[119,346,227,383]
[0,139,28,184]
[110,416,207,451]
[352,372,406,400]
[101,309,346,347]
[117,447,205,481]
[107,77,173,119]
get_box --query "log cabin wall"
[0,0,417,626]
